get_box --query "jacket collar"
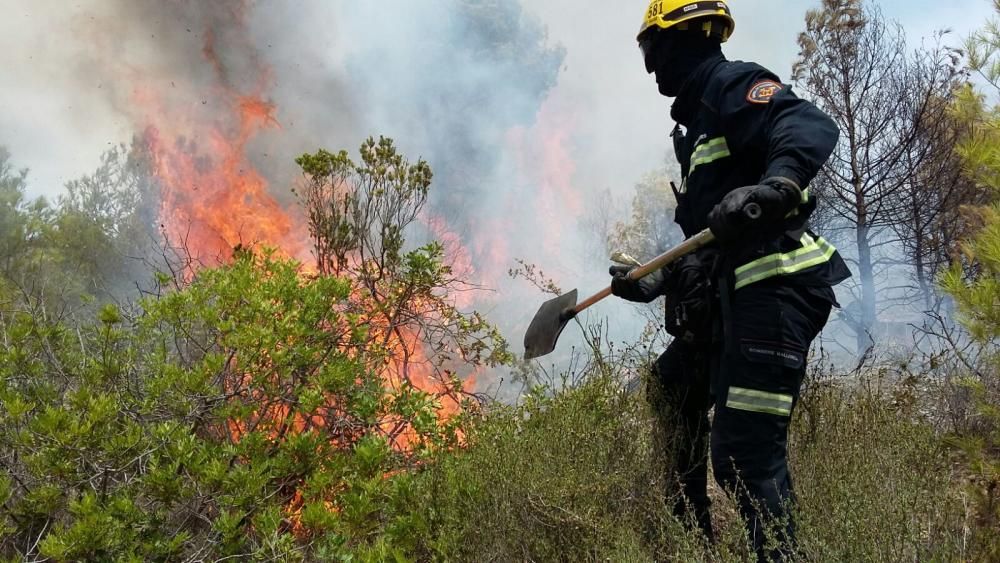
[670,53,726,126]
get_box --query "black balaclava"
[644,28,723,98]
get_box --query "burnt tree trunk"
[794,0,965,355]
[856,219,876,353]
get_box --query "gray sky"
[522,0,994,205]
[0,0,992,201]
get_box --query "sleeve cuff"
[762,161,805,188]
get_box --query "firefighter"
[609,1,852,560]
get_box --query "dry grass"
[412,366,979,562]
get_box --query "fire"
[423,213,477,309]
[138,27,307,270]
[133,11,477,464]
[144,108,308,268]
[381,324,470,449]
[505,98,582,263]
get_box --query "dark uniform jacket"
[670,54,851,292]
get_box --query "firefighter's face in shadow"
[641,29,721,98]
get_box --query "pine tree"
[938,13,1000,555]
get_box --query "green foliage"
[793,378,967,561]
[0,149,55,297]
[0,144,156,316]
[0,136,514,560]
[0,148,35,277]
[0,249,467,561]
[294,137,432,277]
[54,144,155,299]
[295,137,512,375]
[376,368,974,562]
[412,375,712,562]
[941,79,1000,558]
[966,0,1000,89]
[0,224,986,560]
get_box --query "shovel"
[523,202,762,360]
[521,229,713,360]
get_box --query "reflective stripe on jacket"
[670,55,851,291]
[734,232,837,290]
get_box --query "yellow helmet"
[637,0,735,42]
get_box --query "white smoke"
[0,0,990,385]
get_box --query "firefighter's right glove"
[609,265,665,304]
[708,177,802,244]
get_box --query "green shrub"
[406,366,978,563]
[1,282,981,561]
[793,376,968,561]
[0,250,469,561]
[0,136,514,561]
[412,374,736,562]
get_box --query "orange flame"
[423,213,477,309]
[505,98,582,263]
[136,18,476,459]
[138,28,308,269]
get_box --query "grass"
[410,367,977,562]
[417,376,708,561]
[793,376,969,561]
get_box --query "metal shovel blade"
[523,289,578,360]
[521,228,718,362]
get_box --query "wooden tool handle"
[570,228,716,316]
[572,286,613,314]
[626,228,716,281]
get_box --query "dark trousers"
[653,282,832,562]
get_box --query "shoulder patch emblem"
[747,80,783,104]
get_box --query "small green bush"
[0,250,470,561]
[411,373,738,562]
[793,376,968,561]
[405,368,978,562]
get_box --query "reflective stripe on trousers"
[726,386,794,416]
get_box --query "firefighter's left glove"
[708,177,802,244]
[609,265,665,304]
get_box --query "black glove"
[708,177,802,244]
[662,249,719,342]
[609,265,666,303]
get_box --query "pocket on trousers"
[740,339,805,370]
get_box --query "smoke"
[0,0,989,383]
[0,0,590,388]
